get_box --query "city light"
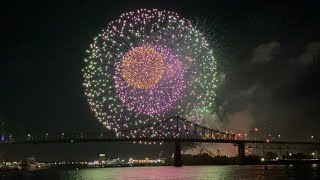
[128,157,165,165]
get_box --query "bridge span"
[2,116,320,166]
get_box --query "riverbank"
[1,155,320,171]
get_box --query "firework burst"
[83,9,218,137]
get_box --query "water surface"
[2,165,320,179]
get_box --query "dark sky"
[1,1,320,160]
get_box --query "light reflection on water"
[2,165,320,179]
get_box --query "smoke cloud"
[185,40,320,156]
[297,42,320,65]
[251,41,280,63]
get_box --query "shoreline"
[1,160,320,172]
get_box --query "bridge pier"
[174,140,182,167]
[237,142,246,164]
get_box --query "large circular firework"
[83,9,218,137]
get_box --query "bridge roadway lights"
[174,140,182,167]
[237,142,246,164]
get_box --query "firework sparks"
[121,45,165,90]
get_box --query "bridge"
[2,116,320,166]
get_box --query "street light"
[45,133,48,140]
[61,132,65,140]
[27,133,32,141]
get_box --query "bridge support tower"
[174,140,182,167]
[237,142,246,164]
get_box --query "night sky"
[1,1,320,160]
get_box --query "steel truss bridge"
[2,116,320,166]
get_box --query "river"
[1,164,320,179]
